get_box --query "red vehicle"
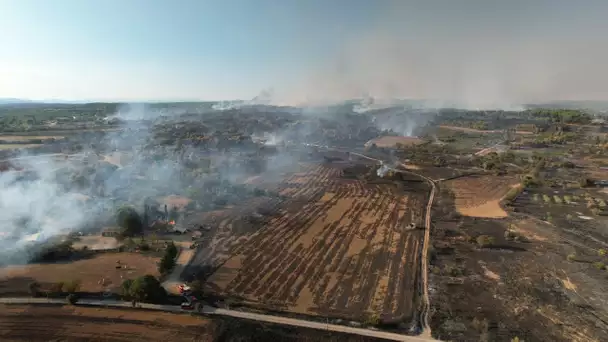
[177,284,191,295]
[180,301,194,310]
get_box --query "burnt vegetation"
[2,101,608,341]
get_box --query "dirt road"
[161,241,195,295]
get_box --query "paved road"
[0,297,436,342]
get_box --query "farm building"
[101,227,121,237]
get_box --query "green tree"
[127,275,166,303]
[116,206,143,237]
[158,243,178,275]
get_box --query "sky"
[1,0,608,105]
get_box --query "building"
[101,227,122,237]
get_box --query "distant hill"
[0,98,34,105]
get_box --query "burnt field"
[184,161,430,325]
[428,184,608,342]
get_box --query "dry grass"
[0,252,160,295]
[0,304,214,341]
[446,175,519,218]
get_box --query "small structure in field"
[101,227,121,237]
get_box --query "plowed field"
[195,163,428,321]
[445,175,519,218]
[0,304,213,341]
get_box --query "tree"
[66,293,79,305]
[166,242,178,259]
[158,242,178,274]
[116,206,143,237]
[122,275,166,303]
[28,281,40,297]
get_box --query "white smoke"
[212,88,275,111]
[376,163,390,178]
[270,2,608,110]
[0,154,88,260]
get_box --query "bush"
[504,230,516,240]
[567,253,576,262]
[594,262,606,270]
[66,293,79,305]
[599,249,607,257]
[64,280,81,293]
[28,281,40,297]
[364,313,380,326]
[504,185,523,202]
[476,235,495,248]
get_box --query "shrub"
[50,282,65,294]
[476,235,495,248]
[599,249,607,257]
[567,253,576,262]
[504,186,523,202]
[64,280,81,293]
[364,313,380,326]
[28,281,40,297]
[594,262,606,270]
[139,242,150,251]
[66,293,79,305]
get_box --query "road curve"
[0,297,435,342]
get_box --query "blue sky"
[1,0,608,104]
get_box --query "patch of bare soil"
[446,175,519,218]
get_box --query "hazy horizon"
[2,0,608,107]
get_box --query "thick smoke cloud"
[0,103,313,265]
[272,1,608,110]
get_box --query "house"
[171,225,189,234]
[101,227,121,237]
